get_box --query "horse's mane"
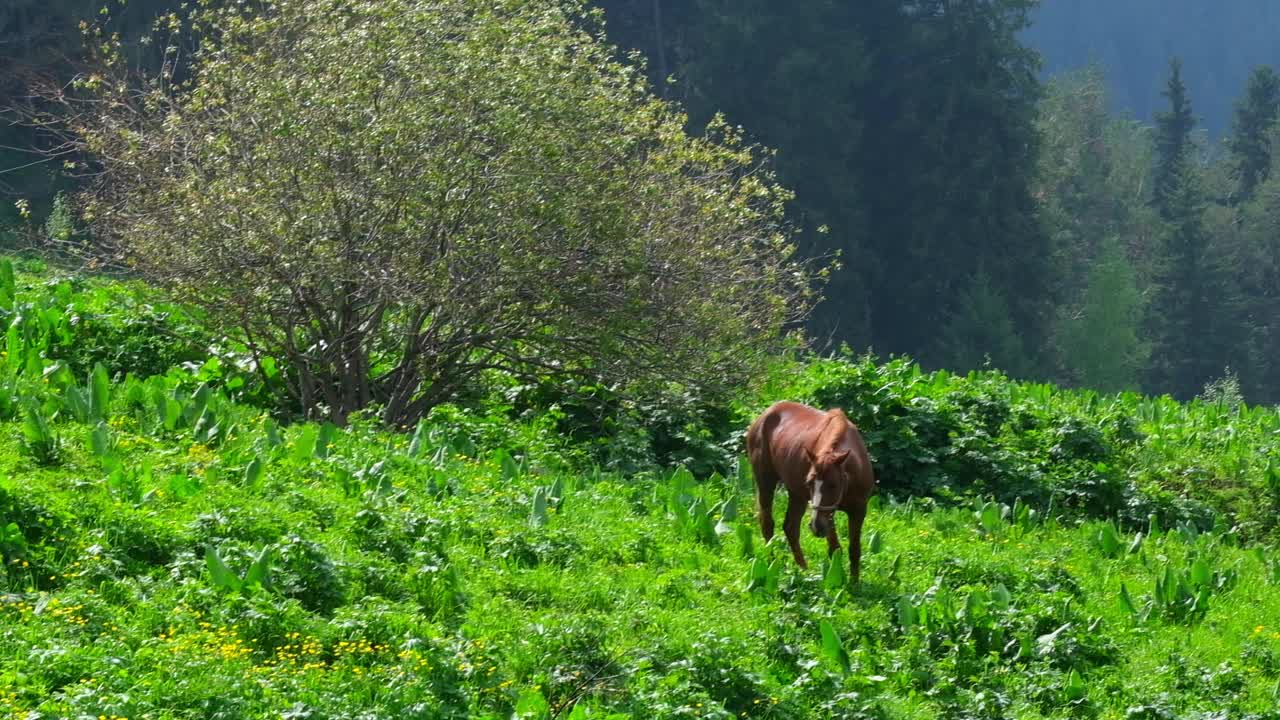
[814,408,850,457]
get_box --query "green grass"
[3,260,1280,719]
[3,416,1280,719]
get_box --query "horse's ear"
[832,450,850,465]
[803,447,816,465]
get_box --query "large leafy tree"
[31,0,814,425]
[1033,67,1159,389]
[1059,237,1149,393]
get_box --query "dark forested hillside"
[1025,0,1280,137]
[598,0,1050,376]
[598,1,1280,405]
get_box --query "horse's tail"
[746,407,779,469]
[747,407,786,487]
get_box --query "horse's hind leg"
[783,492,809,569]
[753,464,779,543]
[747,417,779,543]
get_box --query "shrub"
[42,0,816,427]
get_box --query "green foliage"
[1153,59,1198,217]
[1060,237,1149,393]
[20,401,60,465]
[43,192,75,244]
[818,619,851,675]
[2,255,1280,717]
[1200,368,1246,410]
[1228,66,1280,203]
[53,0,812,429]
[600,0,1050,372]
[939,272,1033,379]
[204,544,275,595]
[758,353,1279,535]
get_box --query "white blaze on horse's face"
[803,448,850,537]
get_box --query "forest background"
[6,0,1280,404]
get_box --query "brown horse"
[746,401,876,580]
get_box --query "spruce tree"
[939,271,1032,378]
[1152,58,1196,218]
[1227,66,1280,204]
[1233,137,1280,403]
[1144,58,1220,399]
[1145,162,1211,398]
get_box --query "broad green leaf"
[736,523,754,559]
[243,456,265,489]
[263,418,283,448]
[497,449,521,483]
[88,422,112,459]
[292,426,317,462]
[990,583,1012,610]
[530,486,549,527]
[1189,558,1212,587]
[168,473,201,499]
[897,596,918,628]
[1118,583,1136,615]
[823,551,848,593]
[819,620,851,675]
[407,420,428,456]
[513,689,549,720]
[243,545,273,590]
[315,422,337,459]
[163,397,182,432]
[90,363,110,420]
[1063,669,1086,702]
[205,546,241,592]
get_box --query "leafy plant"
[1123,556,1240,624]
[20,401,60,465]
[823,551,849,594]
[819,620,852,675]
[1089,520,1125,558]
[205,544,274,595]
[0,521,26,565]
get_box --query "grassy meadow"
[2,258,1280,719]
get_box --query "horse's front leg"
[847,500,867,583]
[782,492,809,569]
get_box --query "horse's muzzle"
[809,509,834,537]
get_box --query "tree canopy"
[28,0,814,425]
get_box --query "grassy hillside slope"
[2,261,1280,719]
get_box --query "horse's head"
[803,447,850,537]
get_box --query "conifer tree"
[939,271,1032,378]
[1152,59,1196,219]
[1227,66,1280,204]
[1145,58,1219,398]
